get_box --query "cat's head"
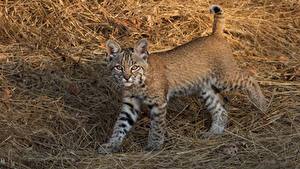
[105,38,149,88]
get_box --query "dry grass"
[0,0,299,168]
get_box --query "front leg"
[145,102,167,151]
[98,96,141,154]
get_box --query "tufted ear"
[134,38,149,60]
[106,39,121,56]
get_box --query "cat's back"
[147,34,236,89]
[160,34,232,63]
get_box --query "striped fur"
[98,97,140,153]
[98,5,268,154]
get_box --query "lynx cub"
[98,5,268,154]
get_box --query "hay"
[0,0,299,168]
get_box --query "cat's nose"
[123,74,130,81]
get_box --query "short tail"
[210,5,224,35]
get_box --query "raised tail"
[210,5,224,35]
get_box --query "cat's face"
[106,39,149,88]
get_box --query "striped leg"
[215,73,268,112]
[200,87,228,136]
[241,76,268,112]
[145,103,167,151]
[98,97,140,154]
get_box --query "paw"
[201,130,223,139]
[144,142,162,152]
[97,143,120,155]
[259,98,269,112]
[252,96,269,113]
[201,131,215,139]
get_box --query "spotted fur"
[98,5,268,154]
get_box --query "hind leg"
[199,86,228,136]
[215,73,268,112]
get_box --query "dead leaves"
[215,141,248,157]
[1,87,13,108]
[67,82,80,96]
[2,88,12,101]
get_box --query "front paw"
[97,143,120,155]
[201,131,215,139]
[201,130,223,139]
[144,142,163,152]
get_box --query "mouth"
[123,82,132,87]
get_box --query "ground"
[0,0,299,169]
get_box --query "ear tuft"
[134,38,149,60]
[106,40,121,55]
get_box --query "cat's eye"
[131,65,139,71]
[114,65,123,71]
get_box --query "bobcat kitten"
[98,5,268,154]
